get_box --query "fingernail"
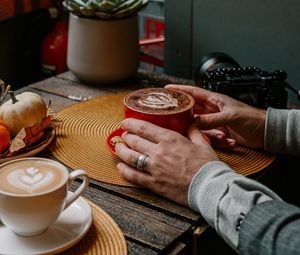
[121,131,128,139]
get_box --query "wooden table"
[12,70,277,255]
[12,70,207,255]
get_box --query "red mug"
[123,88,195,136]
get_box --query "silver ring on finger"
[135,154,148,172]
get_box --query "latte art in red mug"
[124,88,195,135]
[136,91,178,110]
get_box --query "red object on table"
[40,19,68,76]
[123,88,195,136]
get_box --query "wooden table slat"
[71,182,193,252]
[89,179,202,224]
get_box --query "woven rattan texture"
[49,92,134,186]
[62,200,127,255]
[50,92,276,187]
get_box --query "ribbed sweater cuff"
[265,108,289,153]
[188,161,236,228]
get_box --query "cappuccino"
[125,88,194,114]
[0,157,90,236]
[0,158,67,195]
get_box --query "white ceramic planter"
[67,13,139,84]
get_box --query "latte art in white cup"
[0,157,90,236]
[0,159,67,195]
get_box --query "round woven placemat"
[62,200,127,255]
[49,91,276,187]
[49,91,134,186]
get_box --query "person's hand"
[165,84,267,150]
[115,118,219,206]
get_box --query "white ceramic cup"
[0,157,90,236]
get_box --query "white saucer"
[0,192,92,255]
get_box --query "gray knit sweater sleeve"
[188,108,300,251]
[265,108,300,154]
[239,200,300,255]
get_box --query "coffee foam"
[0,159,67,195]
[126,88,194,114]
[137,91,178,110]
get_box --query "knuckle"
[128,153,137,165]
[151,148,163,159]
[160,130,178,142]
[136,123,147,136]
[118,163,137,180]
[166,134,176,143]
[124,132,147,152]
[126,170,138,182]
[128,137,139,150]
[154,182,166,195]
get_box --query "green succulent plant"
[63,0,148,19]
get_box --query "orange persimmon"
[0,119,10,154]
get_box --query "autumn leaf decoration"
[7,103,60,156]
[0,81,61,158]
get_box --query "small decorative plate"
[0,128,55,164]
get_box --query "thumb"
[195,112,228,129]
[187,124,211,145]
